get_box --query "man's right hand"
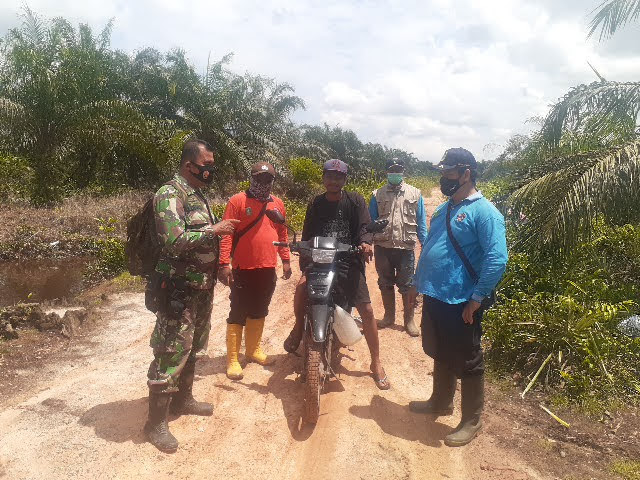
[211,219,241,236]
[218,266,232,287]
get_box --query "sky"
[1,0,639,163]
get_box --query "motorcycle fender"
[310,304,331,343]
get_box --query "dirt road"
[0,189,549,480]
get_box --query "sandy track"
[0,189,548,480]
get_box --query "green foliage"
[345,174,385,200]
[209,203,226,219]
[289,157,322,186]
[485,223,640,402]
[283,198,307,233]
[405,174,439,195]
[611,459,640,480]
[0,154,33,200]
[85,237,126,281]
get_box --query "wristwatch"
[205,227,217,242]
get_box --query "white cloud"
[1,0,639,163]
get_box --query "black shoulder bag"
[446,202,496,310]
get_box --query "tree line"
[0,8,427,205]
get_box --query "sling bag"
[446,201,496,309]
[230,196,272,256]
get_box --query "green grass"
[611,460,640,480]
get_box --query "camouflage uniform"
[147,173,219,393]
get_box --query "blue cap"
[438,148,477,171]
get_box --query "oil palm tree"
[505,2,640,253]
[0,8,177,204]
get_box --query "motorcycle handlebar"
[272,240,360,254]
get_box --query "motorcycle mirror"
[265,208,286,224]
[366,219,388,233]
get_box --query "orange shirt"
[219,192,290,270]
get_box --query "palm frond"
[541,81,640,150]
[509,139,640,253]
[588,0,640,41]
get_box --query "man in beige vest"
[368,158,427,336]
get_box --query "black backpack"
[125,179,186,278]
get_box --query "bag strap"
[446,201,479,283]
[231,197,272,256]
[194,190,216,225]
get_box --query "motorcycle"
[269,209,387,423]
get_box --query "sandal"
[372,370,391,390]
[283,329,303,354]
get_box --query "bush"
[85,237,127,282]
[0,154,33,201]
[289,157,322,186]
[346,173,384,201]
[485,223,640,403]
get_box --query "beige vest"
[373,182,422,250]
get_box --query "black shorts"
[228,268,277,325]
[339,263,371,307]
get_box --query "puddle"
[0,257,92,307]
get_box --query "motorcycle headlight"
[311,249,336,264]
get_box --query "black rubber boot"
[170,360,214,416]
[377,288,396,328]
[144,391,179,453]
[445,373,484,447]
[402,293,420,337]
[409,360,456,415]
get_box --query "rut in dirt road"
[0,188,547,480]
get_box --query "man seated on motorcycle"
[283,159,390,390]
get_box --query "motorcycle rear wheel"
[303,331,323,424]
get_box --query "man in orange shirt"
[219,162,291,379]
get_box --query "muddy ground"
[0,188,637,480]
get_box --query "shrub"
[289,157,322,186]
[485,223,640,403]
[0,154,33,201]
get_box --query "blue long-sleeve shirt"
[369,192,428,246]
[415,192,508,304]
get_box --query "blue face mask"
[387,173,403,185]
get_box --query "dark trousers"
[374,245,415,294]
[227,267,277,325]
[421,295,484,377]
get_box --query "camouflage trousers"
[147,287,213,393]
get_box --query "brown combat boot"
[170,360,213,416]
[409,360,456,415]
[377,288,396,328]
[402,292,420,337]
[445,373,484,447]
[144,391,179,453]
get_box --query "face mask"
[440,176,462,197]
[387,173,403,186]
[190,163,215,184]
[248,176,273,201]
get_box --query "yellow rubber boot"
[245,317,275,366]
[226,323,244,380]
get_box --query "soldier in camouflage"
[144,139,239,453]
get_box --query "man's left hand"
[282,261,292,280]
[360,243,373,263]
[462,300,482,324]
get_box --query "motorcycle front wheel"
[303,330,323,424]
